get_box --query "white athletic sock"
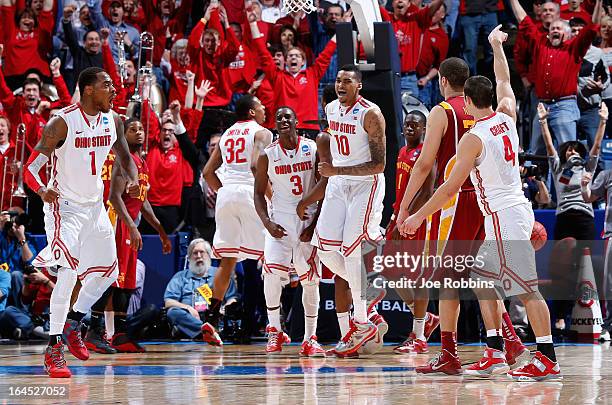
[536,335,553,344]
[413,317,426,340]
[345,256,367,324]
[486,329,502,337]
[264,272,282,330]
[105,311,115,338]
[337,311,350,337]
[318,250,348,280]
[73,272,117,314]
[301,281,319,341]
[49,267,78,335]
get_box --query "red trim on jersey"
[50,201,79,270]
[61,103,79,114]
[342,175,378,257]
[358,98,370,108]
[491,212,532,292]
[212,247,241,257]
[474,167,492,215]
[240,246,264,259]
[77,103,101,127]
[78,260,118,281]
[341,96,363,115]
[279,136,301,157]
[264,263,291,272]
[235,119,254,124]
[476,112,497,123]
[306,246,319,281]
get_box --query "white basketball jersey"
[265,137,317,215]
[219,120,264,186]
[51,103,117,205]
[326,97,378,180]
[469,112,529,215]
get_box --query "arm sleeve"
[0,69,16,107]
[548,154,561,174]
[51,75,73,108]
[175,129,202,170]
[62,20,80,55]
[87,0,109,29]
[253,37,278,83]
[164,272,183,302]
[517,16,540,48]
[311,39,337,81]
[221,21,241,65]
[0,6,16,44]
[571,24,600,61]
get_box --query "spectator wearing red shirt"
[415,3,449,109]
[561,0,592,23]
[162,39,196,105]
[225,23,258,99]
[509,0,602,155]
[122,0,146,30]
[140,0,192,66]
[272,11,311,52]
[249,8,337,137]
[380,0,443,97]
[457,0,499,75]
[0,0,54,87]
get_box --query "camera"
[518,153,549,180]
[2,210,30,234]
[22,264,37,275]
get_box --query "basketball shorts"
[471,203,539,297]
[263,211,319,283]
[114,219,138,289]
[381,217,428,281]
[312,174,384,258]
[33,199,118,282]
[212,183,265,261]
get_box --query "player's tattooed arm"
[254,152,286,238]
[203,143,224,192]
[112,112,140,198]
[34,116,68,157]
[108,159,142,251]
[318,108,386,177]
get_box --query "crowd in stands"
[0,0,611,342]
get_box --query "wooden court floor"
[0,342,610,404]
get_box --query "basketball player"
[311,64,386,356]
[254,106,325,356]
[202,95,272,345]
[23,67,140,378]
[396,57,529,374]
[385,110,440,355]
[403,26,560,381]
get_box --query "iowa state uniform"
[263,137,319,282]
[33,103,118,281]
[428,96,485,257]
[113,152,149,289]
[312,96,385,258]
[469,112,538,296]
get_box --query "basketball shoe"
[507,351,562,381]
[415,349,462,375]
[360,312,388,355]
[202,322,223,346]
[85,328,117,354]
[300,336,326,357]
[63,319,89,360]
[366,279,386,314]
[44,341,72,378]
[504,338,531,369]
[111,333,145,353]
[333,320,377,356]
[424,313,440,339]
[465,347,510,376]
[393,333,429,354]
[265,326,291,354]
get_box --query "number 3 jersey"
[325,96,379,181]
[264,137,317,215]
[469,111,529,215]
[219,119,266,186]
[52,104,117,205]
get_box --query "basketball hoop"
[281,0,317,14]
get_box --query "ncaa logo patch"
[301,144,311,157]
[352,108,359,115]
[102,116,109,125]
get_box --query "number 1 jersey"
[219,119,265,186]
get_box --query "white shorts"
[263,210,319,283]
[33,199,118,282]
[312,174,384,258]
[212,183,265,261]
[472,203,539,297]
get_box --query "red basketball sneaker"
[334,321,377,356]
[393,333,429,354]
[416,350,462,375]
[505,338,531,369]
[424,313,440,340]
[44,341,72,378]
[63,319,89,360]
[202,322,223,346]
[465,348,510,376]
[300,336,326,357]
[325,347,359,358]
[265,326,291,354]
[507,351,562,381]
[111,333,146,353]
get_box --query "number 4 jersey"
[264,136,317,215]
[469,111,529,215]
[219,119,266,186]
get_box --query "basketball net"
[281,0,317,14]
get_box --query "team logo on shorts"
[301,144,311,157]
[102,116,109,125]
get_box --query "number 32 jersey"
[265,137,317,215]
[219,120,266,186]
[469,112,529,215]
[326,97,378,180]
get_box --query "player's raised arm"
[108,159,142,251]
[254,152,286,239]
[489,25,516,122]
[24,116,68,203]
[318,107,386,177]
[402,134,482,235]
[112,112,140,198]
[396,106,445,225]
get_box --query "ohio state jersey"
[219,120,265,186]
[265,137,317,215]
[51,103,117,205]
[469,112,529,215]
[325,96,378,180]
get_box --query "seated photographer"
[0,266,54,340]
[164,239,238,341]
[520,163,551,209]
[0,209,37,310]
[0,266,9,332]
